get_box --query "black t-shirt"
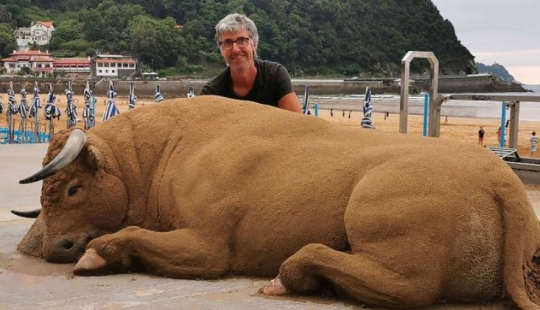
[199,59,294,107]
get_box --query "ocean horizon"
[312,88,540,122]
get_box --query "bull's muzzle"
[45,234,94,263]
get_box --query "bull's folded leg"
[264,243,438,308]
[74,226,230,279]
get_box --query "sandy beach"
[1,94,539,157]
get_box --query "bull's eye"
[68,186,81,197]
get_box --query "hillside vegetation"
[0,0,476,78]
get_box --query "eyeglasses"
[219,37,250,51]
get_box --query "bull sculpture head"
[14,129,129,263]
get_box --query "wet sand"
[317,108,540,158]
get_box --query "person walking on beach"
[478,126,485,146]
[530,131,539,157]
[497,127,503,146]
[200,13,301,113]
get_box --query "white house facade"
[14,21,55,50]
[91,54,137,79]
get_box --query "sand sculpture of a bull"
[14,95,540,308]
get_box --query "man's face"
[219,29,256,72]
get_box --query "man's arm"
[271,63,301,113]
[278,92,302,113]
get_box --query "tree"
[17,66,32,76]
[0,23,17,57]
[0,5,12,23]
[130,16,183,69]
[78,9,106,41]
[29,41,39,50]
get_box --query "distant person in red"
[478,126,485,146]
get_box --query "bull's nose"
[46,235,93,263]
[57,238,74,251]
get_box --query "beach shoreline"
[1,94,539,158]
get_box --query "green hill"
[1,0,476,78]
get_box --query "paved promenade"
[1,144,538,309]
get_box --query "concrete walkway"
[0,144,535,309]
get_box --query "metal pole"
[500,101,506,147]
[508,101,520,148]
[399,58,409,134]
[422,94,429,137]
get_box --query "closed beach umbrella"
[302,85,310,115]
[128,82,137,109]
[19,84,29,118]
[187,85,195,98]
[44,84,61,138]
[44,84,61,120]
[65,81,78,129]
[29,81,42,142]
[19,84,30,143]
[7,82,19,143]
[82,80,95,129]
[155,85,164,102]
[103,81,119,121]
[361,87,375,129]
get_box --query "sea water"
[311,86,540,122]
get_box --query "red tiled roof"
[0,57,17,62]
[36,21,54,28]
[10,50,52,57]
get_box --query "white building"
[0,51,93,78]
[0,50,54,77]
[14,21,55,50]
[92,54,137,79]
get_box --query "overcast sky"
[430,0,540,84]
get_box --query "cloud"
[431,0,540,84]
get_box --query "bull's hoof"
[260,277,288,296]
[74,249,107,274]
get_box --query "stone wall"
[0,74,526,99]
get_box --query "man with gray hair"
[200,13,301,113]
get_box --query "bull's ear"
[86,144,108,172]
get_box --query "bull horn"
[11,209,42,218]
[19,129,87,184]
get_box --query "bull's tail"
[500,186,540,309]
